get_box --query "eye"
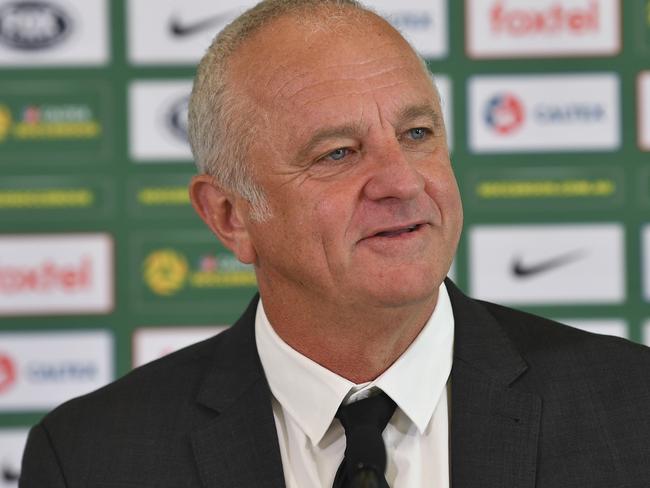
[407,127,430,140]
[326,148,349,161]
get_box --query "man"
[20,1,650,487]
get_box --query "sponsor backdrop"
[1,0,649,477]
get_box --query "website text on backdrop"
[20,1,650,487]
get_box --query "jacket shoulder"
[22,328,237,487]
[45,327,230,426]
[473,299,650,484]
[480,299,650,365]
[478,299,650,408]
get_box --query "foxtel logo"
[0,257,93,293]
[466,0,620,59]
[0,233,113,316]
[490,1,600,36]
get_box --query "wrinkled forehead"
[228,9,432,109]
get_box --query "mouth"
[369,223,425,239]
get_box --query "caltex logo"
[484,93,525,135]
[0,354,16,393]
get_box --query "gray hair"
[187,0,431,221]
[188,0,368,221]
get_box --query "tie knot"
[336,391,397,434]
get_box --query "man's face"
[230,12,463,310]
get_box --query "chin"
[362,279,441,309]
[344,259,449,308]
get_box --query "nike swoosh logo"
[512,249,585,278]
[169,11,237,37]
[3,465,19,482]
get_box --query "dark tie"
[332,391,397,488]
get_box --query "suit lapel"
[446,280,542,488]
[188,283,542,488]
[190,296,286,488]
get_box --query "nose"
[362,138,425,201]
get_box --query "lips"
[374,224,420,238]
[364,222,426,240]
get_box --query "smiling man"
[190,2,462,389]
[20,1,650,488]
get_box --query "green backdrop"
[0,0,649,435]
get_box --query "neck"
[260,288,439,384]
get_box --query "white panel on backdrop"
[127,0,256,65]
[469,224,625,305]
[447,259,456,282]
[466,0,620,59]
[558,319,627,339]
[0,0,108,67]
[127,0,447,64]
[643,320,650,347]
[468,73,620,153]
[132,326,227,368]
[129,80,193,162]
[639,72,650,151]
[0,234,113,316]
[433,74,452,150]
[0,330,113,411]
[0,428,27,488]
[362,0,448,59]
[643,225,650,302]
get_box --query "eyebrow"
[396,103,444,134]
[294,122,364,164]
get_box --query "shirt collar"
[255,282,454,445]
[372,282,454,433]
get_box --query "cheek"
[312,191,353,244]
[421,161,462,225]
[437,167,461,206]
[313,196,337,235]
[422,154,460,200]
[436,171,463,243]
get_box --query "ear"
[189,174,257,264]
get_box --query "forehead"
[230,11,437,125]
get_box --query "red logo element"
[490,1,600,37]
[0,256,92,294]
[484,94,525,135]
[199,255,218,272]
[22,105,41,124]
[0,354,16,393]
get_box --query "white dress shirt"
[255,282,454,488]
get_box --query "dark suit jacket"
[20,280,650,487]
